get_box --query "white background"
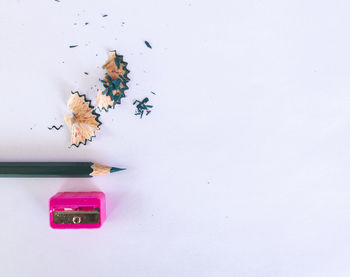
[0,0,350,276]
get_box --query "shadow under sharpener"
[49,192,106,229]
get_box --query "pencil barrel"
[0,162,93,177]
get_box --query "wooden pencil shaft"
[0,162,93,177]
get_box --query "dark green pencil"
[0,162,125,178]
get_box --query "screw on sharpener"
[72,216,81,224]
[49,192,106,229]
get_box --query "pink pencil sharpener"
[49,192,106,229]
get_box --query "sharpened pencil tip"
[110,167,126,173]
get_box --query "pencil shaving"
[102,51,129,80]
[95,90,115,111]
[96,51,130,111]
[64,92,101,147]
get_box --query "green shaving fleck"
[144,41,152,49]
[133,97,153,118]
[69,45,78,48]
[48,125,63,130]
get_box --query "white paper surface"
[0,0,349,276]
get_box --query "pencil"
[0,162,125,178]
